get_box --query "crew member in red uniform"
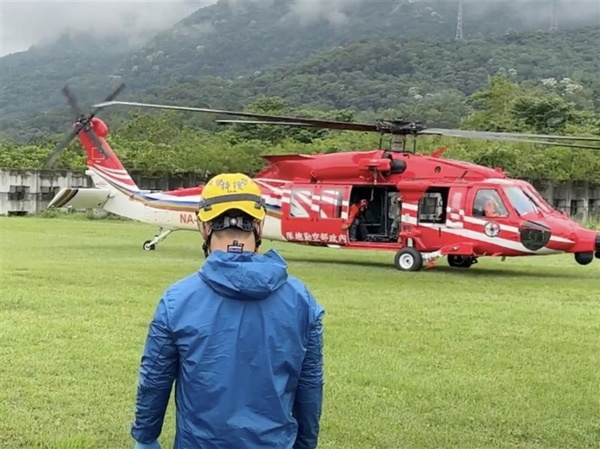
[343,199,369,241]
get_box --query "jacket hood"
[199,248,289,300]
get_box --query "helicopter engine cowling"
[310,154,401,181]
[310,165,373,181]
[382,151,407,174]
[359,158,391,173]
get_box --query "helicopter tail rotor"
[46,83,126,169]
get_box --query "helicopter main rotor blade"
[215,120,600,150]
[421,127,600,142]
[466,130,600,142]
[216,119,315,127]
[93,100,600,149]
[92,100,377,132]
[420,128,600,149]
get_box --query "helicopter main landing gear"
[447,255,477,268]
[394,247,424,272]
[143,228,173,251]
[394,247,478,272]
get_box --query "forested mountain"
[141,27,600,123]
[1,0,598,143]
[120,0,577,85]
[3,25,599,144]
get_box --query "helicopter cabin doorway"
[349,185,401,243]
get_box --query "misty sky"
[1,0,599,57]
[0,0,217,57]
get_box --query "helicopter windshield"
[522,184,554,214]
[503,186,540,216]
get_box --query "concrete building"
[1,169,599,221]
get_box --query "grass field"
[1,215,599,449]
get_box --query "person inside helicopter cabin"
[343,198,369,241]
[388,191,401,238]
[482,191,507,218]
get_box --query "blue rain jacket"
[131,248,325,449]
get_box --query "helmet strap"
[202,230,212,258]
[253,227,262,253]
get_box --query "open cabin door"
[281,183,351,246]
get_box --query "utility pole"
[549,0,558,31]
[455,1,463,40]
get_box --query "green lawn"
[1,216,599,449]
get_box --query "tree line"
[1,76,599,183]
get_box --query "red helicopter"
[46,85,600,272]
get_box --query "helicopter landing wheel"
[394,247,423,272]
[447,255,475,268]
[143,240,156,251]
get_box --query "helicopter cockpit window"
[522,184,553,213]
[503,186,539,216]
[473,189,509,218]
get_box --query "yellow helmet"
[197,173,266,223]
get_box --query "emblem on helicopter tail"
[484,222,501,238]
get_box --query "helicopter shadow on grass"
[282,254,396,270]
[69,243,589,282]
[282,254,591,281]
[429,265,589,280]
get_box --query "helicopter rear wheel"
[447,255,475,268]
[143,240,156,251]
[394,247,423,272]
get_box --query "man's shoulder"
[282,275,324,317]
[162,271,204,302]
[283,274,310,294]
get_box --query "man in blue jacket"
[131,173,325,449]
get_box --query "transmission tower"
[455,1,463,40]
[549,0,558,31]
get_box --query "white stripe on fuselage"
[402,201,572,245]
[401,215,560,255]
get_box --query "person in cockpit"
[483,194,505,218]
